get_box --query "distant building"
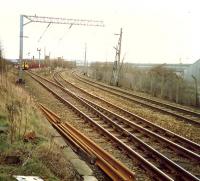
[132,63,191,73]
[75,59,84,66]
[184,59,200,83]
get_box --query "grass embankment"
[0,72,79,181]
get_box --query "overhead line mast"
[18,14,105,83]
[110,28,123,86]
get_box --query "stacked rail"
[39,103,135,180]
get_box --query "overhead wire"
[53,24,73,55]
[37,23,51,42]
[57,24,73,43]
[36,23,73,57]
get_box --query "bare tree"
[192,75,199,107]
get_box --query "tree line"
[89,62,199,107]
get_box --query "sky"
[0,0,200,64]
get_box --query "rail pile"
[39,103,135,180]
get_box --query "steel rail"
[52,72,200,180]
[80,95,200,161]
[39,103,135,181]
[74,71,200,117]
[73,71,200,126]
[54,71,200,155]
[27,71,199,180]
[27,71,173,180]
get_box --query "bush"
[89,62,199,106]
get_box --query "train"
[19,61,46,70]
[22,61,29,70]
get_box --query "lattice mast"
[110,28,123,86]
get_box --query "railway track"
[39,103,135,181]
[27,71,200,180]
[54,71,200,179]
[72,71,200,126]
[54,72,200,154]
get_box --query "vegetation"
[0,45,78,180]
[89,62,199,106]
[27,58,76,70]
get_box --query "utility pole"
[0,43,3,84]
[18,15,24,83]
[18,14,104,83]
[37,48,41,68]
[110,28,123,86]
[192,75,199,107]
[62,56,64,68]
[44,47,46,66]
[84,43,87,75]
[44,47,46,60]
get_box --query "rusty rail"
[38,103,135,181]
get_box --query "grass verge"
[0,72,79,181]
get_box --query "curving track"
[54,71,200,179]
[54,72,200,153]
[27,71,200,181]
[73,71,200,126]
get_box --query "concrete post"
[19,15,24,82]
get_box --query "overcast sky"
[0,0,200,64]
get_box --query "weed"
[0,72,80,180]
